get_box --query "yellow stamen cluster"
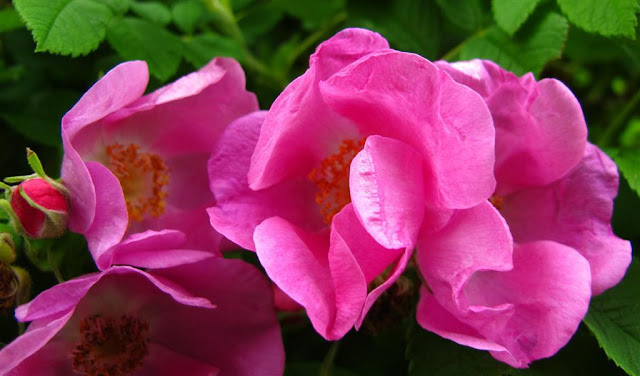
[309,139,365,224]
[106,143,169,221]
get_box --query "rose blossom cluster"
[0,28,631,374]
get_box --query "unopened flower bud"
[0,233,15,264]
[10,178,69,239]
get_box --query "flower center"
[489,194,504,211]
[309,139,365,224]
[72,314,149,376]
[106,143,169,222]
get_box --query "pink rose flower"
[413,59,632,367]
[207,29,501,340]
[61,58,258,265]
[0,249,284,375]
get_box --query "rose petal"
[502,144,632,294]
[350,135,424,249]
[248,29,389,189]
[321,51,496,208]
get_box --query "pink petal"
[61,61,148,139]
[82,161,128,264]
[61,134,96,234]
[248,29,389,190]
[208,112,323,250]
[15,274,100,322]
[502,143,632,294]
[254,217,346,339]
[350,135,424,249]
[321,51,496,209]
[418,241,592,368]
[333,205,404,284]
[104,229,214,270]
[140,343,219,376]
[150,257,284,376]
[129,205,223,254]
[436,59,587,195]
[102,58,258,157]
[416,201,513,313]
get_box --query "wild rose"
[0,251,284,375]
[207,29,503,339]
[61,58,258,264]
[413,59,632,367]
[9,178,68,239]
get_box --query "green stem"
[440,28,488,61]
[47,247,64,283]
[598,89,640,148]
[319,341,340,376]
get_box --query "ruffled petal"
[105,230,214,270]
[350,135,424,249]
[416,201,513,313]
[248,29,389,189]
[502,144,632,294]
[321,51,496,209]
[208,112,323,251]
[101,58,258,157]
[436,59,587,195]
[418,241,592,368]
[61,61,148,139]
[254,217,348,339]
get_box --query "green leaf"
[237,3,283,42]
[614,149,640,196]
[172,0,204,34]
[130,1,171,26]
[99,0,130,14]
[348,0,441,60]
[436,0,483,32]
[460,12,568,75]
[492,0,540,35]
[0,8,25,33]
[182,33,245,68]
[584,260,640,376]
[1,90,79,146]
[13,0,114,56]
[271,0,344,29]
[106,17,182,81]
[620,117,640,149]
[557,0,639,39]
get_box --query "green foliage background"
[0,0,639,374]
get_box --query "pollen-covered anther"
[309,139,365,224]
[106,143,169,221]
[72,314,149,376]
